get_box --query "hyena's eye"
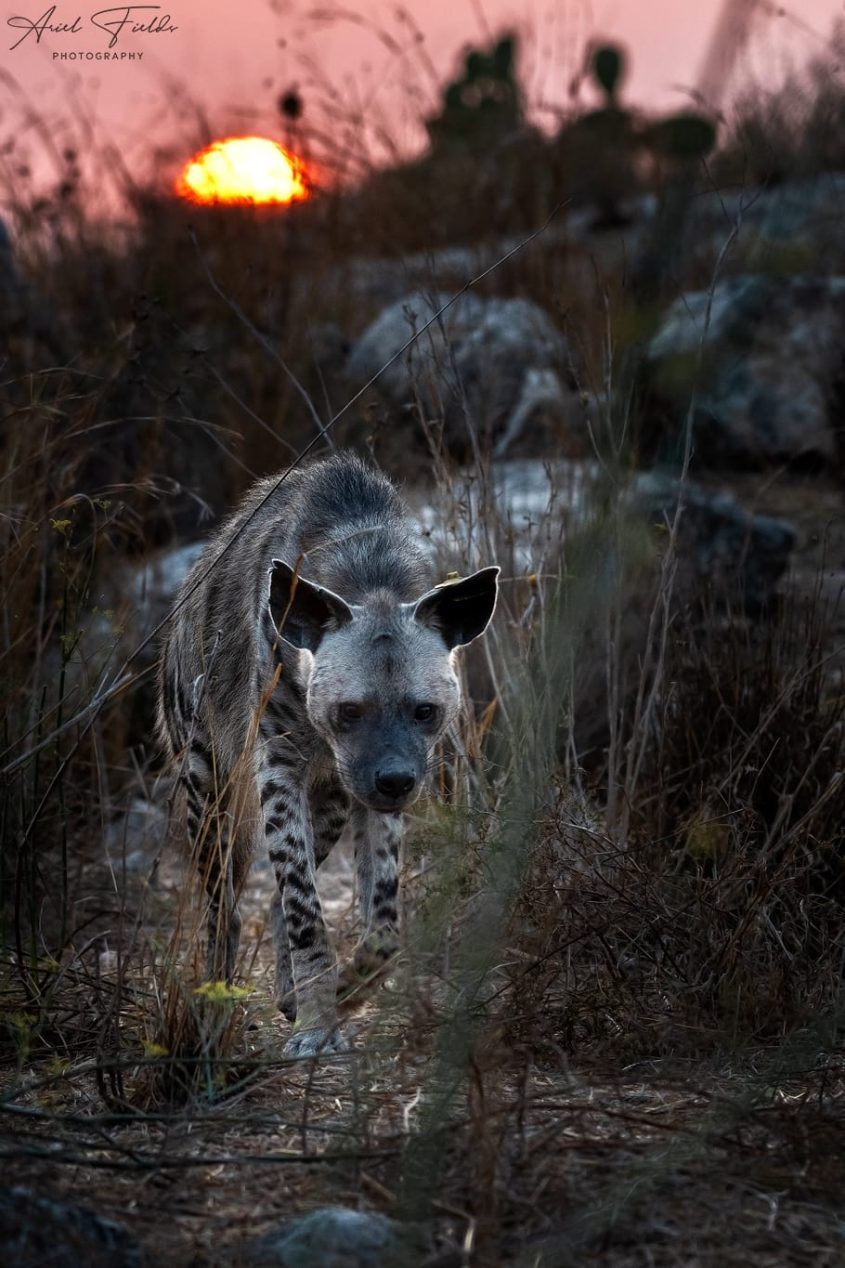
[338,702,365,725]
[414,703,437,723]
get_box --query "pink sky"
[1,0,842,190]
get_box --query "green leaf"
[193,980,252,1002]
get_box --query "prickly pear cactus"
[426,34,523,149]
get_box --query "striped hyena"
[157,453,499,1056]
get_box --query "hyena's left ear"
[268,559,354,653]
[412,566,500,650]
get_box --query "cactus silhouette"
[583,40,715,165]
[590,43,626,102]
[426,34,523,150]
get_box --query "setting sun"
[176,136,309,206]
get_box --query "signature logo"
[8,5,177,51]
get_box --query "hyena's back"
[157,453,428,777]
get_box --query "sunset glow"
[176,136,309,206]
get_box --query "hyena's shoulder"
[175,466,316,639]
[157,468,306,756]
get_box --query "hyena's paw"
[337,930,399,1005]
[283,1026,348,1059]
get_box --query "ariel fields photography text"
[7,3,177,57]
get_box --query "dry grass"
[713,23,845,187]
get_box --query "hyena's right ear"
[268,560,354,653]
[412,566,500,650]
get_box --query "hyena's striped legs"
[338,808,402,998]
[270,780,349,1022]
[258,750,345,1055]
[269,890,296,1021]
[181,738,246,982]
[312,782,352,868]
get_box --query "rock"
[71,541,205,685]
[0,1187,143,1268]
[647,274,845,466]
[345,291,589,457]
[749,174,845,264]
[630,472,796,610]
[105,797,168,873]
[329,174,845,321]
[60,540,205,730]
[570,471,796,758]
[113,541,208,651]
[245,1208,404,1267]
[37,539,205,760]
[412,459,794,609]
[307,321,351,373]
[411,458,589,571]
[689,172,845,275]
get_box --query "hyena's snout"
[373,763,417,808]
[358,741,427,811]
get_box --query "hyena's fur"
[157,453,498,1057]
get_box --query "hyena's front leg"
[269,780,349,1023]
[258,751,344,1056]
[338,808,402,1001]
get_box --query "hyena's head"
[269,561,499,812]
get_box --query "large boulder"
[331,175,845,323]
[630,472,796,611]
[0,1188,143,1268]
[688,172,845,277]
[647,274,845,467]
[105,795,169,876]
[345,291,590,458]
[244,1208,408,1267]
[55,541,205,752]
[67,542,205,695]
[570,471,796,760]
[413,460,794,611]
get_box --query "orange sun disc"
[176,136,309,206]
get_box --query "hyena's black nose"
[375,770,415,800]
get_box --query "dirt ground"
[3,812,845,1267]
